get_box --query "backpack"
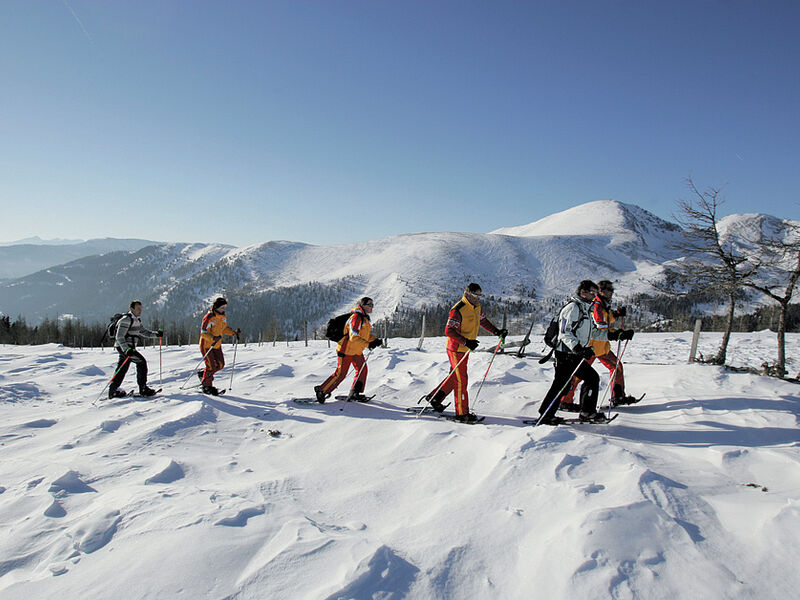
[539,301,586,363]
[103,313,130,342]
[324,313,351,342]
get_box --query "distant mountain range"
[0,201,793,335]
[0,238,162,280]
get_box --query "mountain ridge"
[0,201,792,334]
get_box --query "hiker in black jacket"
[108,300,162,398]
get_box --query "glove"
[613,306,627,318]
[465,339,479,351]
[157,329,164,337]
[620,329,635,341]
[575,345,594,359]
[368,338,382,349]
[607,330,621,341]
[498,328,508,339]
[235,328,242,338]
[124,347,136,356]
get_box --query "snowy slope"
[1,333,800,599]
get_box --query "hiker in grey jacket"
[537,280,609,424]
[109,300,162,398]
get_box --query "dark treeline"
[3,292,798,348]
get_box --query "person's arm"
[479,313,501,336]
[444,308,467,346]
[348,313,371,343]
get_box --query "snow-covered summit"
[491,200,683,248]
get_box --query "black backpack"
[539,301,585,363]
[324,313,351,342]
[103,313,131,343]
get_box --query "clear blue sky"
[2,1,799,247]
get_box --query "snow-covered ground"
[1,332,799,599]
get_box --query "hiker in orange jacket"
[198,297,241,396]
[422,283,506,423]
[560,280,636,410]
[315,297,383,403]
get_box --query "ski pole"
[180,344,216,389]
[229,338,238,390]
[472,336,506,409]
[600,339,630,413]
[92,355,132,405]
[159,335,163,388]
[534,357,587,426]
[417,349,472,418]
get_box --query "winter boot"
[139,386,157,397]
[108,387,127,399]
[579,411,609,423]
[453,412,480,424]
[314,385,329,404]
[426,389,447,413]
[610,384,625,406]
[347,380,366,402]
[202,385,220,396]
[348,393,371,402]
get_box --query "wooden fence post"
[689,318,702,362]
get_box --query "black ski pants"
[110,347,148,393]
[538,351,599,419]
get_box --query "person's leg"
[577,362,600,415]
[539,354,581,419]
[597,351,625,399]
[349,354,367,396]
[128,350,148,391]
[448,350,470,415]
[110,348,131,394]
[319,355,353,395]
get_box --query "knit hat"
[212,297,228,311]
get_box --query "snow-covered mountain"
[0,201,788,332]
[0,238,162,280]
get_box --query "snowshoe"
[451,412,481,424]
[138,387,158,397]
[559,401,581,413]
[202,385,221,396]
[336,394,375,402]
[538,415,565,426]
[579,411,610,423]
[611,393,645,407]
[108,388,127,399]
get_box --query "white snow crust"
[2,333,800,599]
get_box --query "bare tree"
[741,219,800,377]
[662,178,758,364]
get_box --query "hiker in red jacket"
[422,283,506,423]
[315,297,382,403]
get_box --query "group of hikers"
[107,297,240,399]
[107,279,638,425]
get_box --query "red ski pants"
[200,341,225,387]
[435,350,470,415]
[319,353,367,395]
[562,350,624,402]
